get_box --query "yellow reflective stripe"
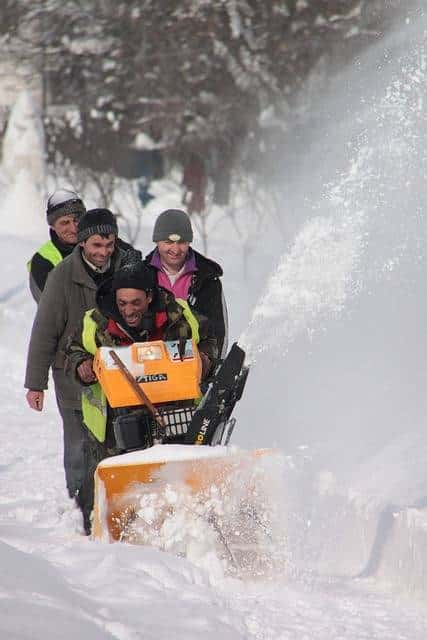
[82,385,107,443]
[83,384,106,414]
[27,240,63,272]
[81,309,107,442]
[38,241,63,266]
[82,310,98,355]
[176,298,200,344]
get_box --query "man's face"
[157,240,190,271]
[116,288,152,327]
[51,214,79,245]
[80,234,116,268]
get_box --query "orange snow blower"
[91,340,253,542]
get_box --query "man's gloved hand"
[199,352,212,380]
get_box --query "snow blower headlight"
[135,345,162,361]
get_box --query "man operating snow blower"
[66,261,217,534]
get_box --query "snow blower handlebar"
[108,349,167,441]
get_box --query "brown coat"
[24,245,126,409]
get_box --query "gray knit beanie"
[152,209,193,243]
[77,208,118,243]
[46,189,86,225]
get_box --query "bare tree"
[1,0,405,225]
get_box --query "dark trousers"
[75,418,118,535]
[57,404,86,498]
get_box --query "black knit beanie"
[111,262,156,293]
[152,209,193,242]
[77,208,118,243]
[46,189,86,225]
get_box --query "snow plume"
[241,14,427,361]
[235,8,427,472]
[240,152,370,357]
[240,211,364,355]
[117,450,287,580]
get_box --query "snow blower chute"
[91,340,272,544]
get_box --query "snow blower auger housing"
[92,340,252,542]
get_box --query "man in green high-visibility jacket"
[28,189,86,303]
[66,261,217,534]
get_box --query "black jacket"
[28,230,74,303]
[145,248,228,357]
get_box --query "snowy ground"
[1,289,427,639]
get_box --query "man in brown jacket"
[24,208,132,505]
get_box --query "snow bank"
[2,90,45,188]
[0,90,45,241]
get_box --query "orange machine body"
[93,339,201,408]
